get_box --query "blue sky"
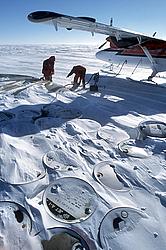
[0,0,166,44]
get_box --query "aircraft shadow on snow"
[0,75,166,137]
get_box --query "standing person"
[42,56,55,81]
[67,65,86,88]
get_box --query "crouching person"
[67,65,86,88]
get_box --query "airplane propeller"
[98,41,108,49]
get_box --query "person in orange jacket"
[42,56,55,81]
[67,65,86,88]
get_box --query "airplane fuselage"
[96,43,166,73]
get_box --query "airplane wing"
[27,10,166,50]
[27,11,157,40]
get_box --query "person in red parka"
[67,65,86,88]
[42,56,55,81]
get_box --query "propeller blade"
[98,41,108,49]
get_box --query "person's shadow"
[0,74,166,137]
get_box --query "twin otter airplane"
[28,11,166,80]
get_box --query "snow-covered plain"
[0,44,166,250]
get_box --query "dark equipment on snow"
[88,72,99,92]
[90,84,98,92]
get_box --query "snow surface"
[0,44,166,250]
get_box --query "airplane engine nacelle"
[27,11,63,23]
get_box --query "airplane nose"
[96,50,113,63]
[96,50,107,60]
